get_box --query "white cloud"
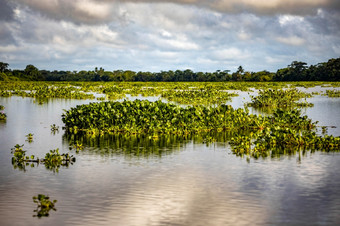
[213,48,250,61]
[279,15,305,26]
[275,36,306,46]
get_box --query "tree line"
[0,58,339,82]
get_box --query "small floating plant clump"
[0,105,6,121]
[26,133,34,142]
[11,144,75,172]
[324,89,340,97]
[50,124,59,133]
[43,149,76,172]
[247,88,314,108]
[33,194,57,218]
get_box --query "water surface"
[0,90,340,226]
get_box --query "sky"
[0,0,339,72]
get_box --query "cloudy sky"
[0,0,339,72]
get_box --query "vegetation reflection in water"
[62,99,340,159]
[64,131,232,158]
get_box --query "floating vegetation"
[0,90,12,97]
[62,99,264,135]
[50,124,59,133]
[323,89,340,97]
[247,88,313,109]
[0,112,6,121]
[161,88,238,105]
[0,105,6,121]
[62,99,339,159]
[11,145,75,172]
[43,149,76,172]
[32,194,57,218]
[0,82,95,99]
[26,133,34,142]
[229,109,340,158]
[72,141,84,153]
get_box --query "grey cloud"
[11,0,340,25]
[107,0,340,15]
[12,0,123,24]
[0,25,16,45]
[0,0,15,21]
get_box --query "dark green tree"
[0,62,9,73]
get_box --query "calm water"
[0,89,340,226]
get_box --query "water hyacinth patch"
[0,105,6,121]
[324,89,340,97]
[161,88,238,105]
[247,88,313,108]
[32,194,57,218]
[11,144,75,172]
[62,99,264,135]
[62,100,340,159]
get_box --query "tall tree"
[0,62,9,73]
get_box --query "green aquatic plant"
[323,89,340,97]
[11,145,75,172]
[161,88,238,105]
[33,194,57,218]
[0,105,6,121]
[0,90,12,97]
[62,99,264,135]
[72,141,84,153]
[229,109,340,158]
[0,112,6,121]
[43,149,76,173]
[50,124,59,132]
[247,88,313,109]
[62,99,340,159]
[11,144,34,171]
[26,133,34,142]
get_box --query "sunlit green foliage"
[0,82,95,99]
[229,109,340,158]
[63,99,339,159]
[161,88,238,105]
[247,88,313,108]
[62,100,264,135]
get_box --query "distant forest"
[0,58,339,82]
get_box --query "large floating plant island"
[62,100,340,158]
